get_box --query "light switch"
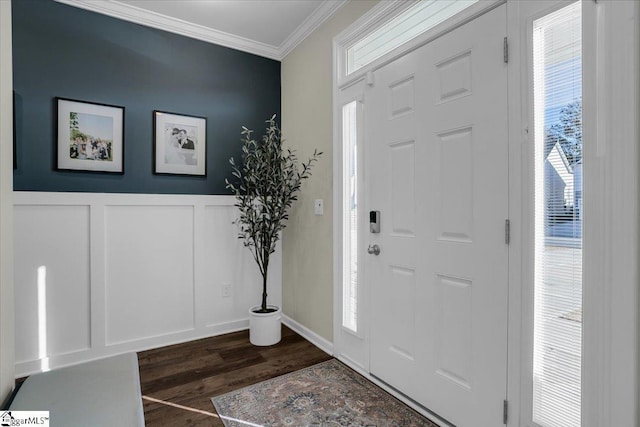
[314,199,324,216]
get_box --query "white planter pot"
[248,305,282,346]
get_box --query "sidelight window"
[342,100,358,333]
[532,3,583,426]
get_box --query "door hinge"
[503,399,508,424]
[505,219,510,244]
[503,36,509,63]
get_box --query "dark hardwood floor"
[138,326,332,426]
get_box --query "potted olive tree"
[226,115,321,346]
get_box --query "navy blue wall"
[12,0,281,194]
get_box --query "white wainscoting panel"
[104,205,196,346]
[202,206,259,326]
[14,204,92,367]
[13,192,282,376]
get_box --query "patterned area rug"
[211,359,438,427]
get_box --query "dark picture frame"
[56,97,124,173]
[153,110,207,176]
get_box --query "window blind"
[532,3,583,427]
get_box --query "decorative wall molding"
[13,192,281,376]
[54,0,347,61]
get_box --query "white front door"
[366,5,509,426]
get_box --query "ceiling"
[55,0,348,60]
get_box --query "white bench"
[9,353,144,426]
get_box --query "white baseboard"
[15,319,250,377]
[281,314,334,356]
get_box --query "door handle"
[367,244,381,255]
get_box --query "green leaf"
[224,114,322,308]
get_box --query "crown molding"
[279,0,348,59]
[54,0,347,61]
[55,0,281,60]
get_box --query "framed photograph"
[56,97,124,173]
[154,110,206,176]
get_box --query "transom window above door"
[335,0,483,87]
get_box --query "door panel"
[434,274,473,390]
[367,5,508,427]
[390,140,416,236]
[437,127,474,243]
